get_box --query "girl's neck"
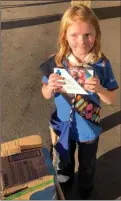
[68,52,88,66]
[72,52,88,63]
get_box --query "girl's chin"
[74,51,88,57]
[73,48,89,55]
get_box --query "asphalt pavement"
[1,0,121,199]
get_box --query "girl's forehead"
[67,20,95,33]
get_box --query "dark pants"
[77,137,99,193]
[50,137,99,195]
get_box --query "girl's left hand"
[84,77,102,93]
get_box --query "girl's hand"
[84,77,102,93]
[47,73,65,92]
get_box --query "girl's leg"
[77,137,99,199]
[49,126,76,198]
[57,140,76,181]
[49,126,59,167]
[56,140,77,198]
[49,126,76,173]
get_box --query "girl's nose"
[78,35,85,45]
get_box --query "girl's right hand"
[47,73,65,92]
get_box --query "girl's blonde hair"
[55,5,103,67]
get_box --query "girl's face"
[66,20,96,59]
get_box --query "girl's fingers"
[48,73,65,91]
[50,78,65,83]
[49,73,59,77]
[84,84,95,91]
[49,81,65,89]
[49,77,64,84]
[51,83,65,88]
[49,78,65,87]
[49,73,64,80]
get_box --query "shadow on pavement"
[1,6,121,30]
[92,146,121,200]
[100,110,121,132]
[67,146,121,200]
[93,6,121,20]
[1,14,62,30]
[1,0,70,9]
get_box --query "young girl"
[40,5,119,199]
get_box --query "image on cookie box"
[69,66,94,86]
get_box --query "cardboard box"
[1,135,64,200]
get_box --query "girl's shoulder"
[95,53,110,68]
[40,54,56,78]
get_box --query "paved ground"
[1,0,121,199]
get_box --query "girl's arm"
[84,77,118,105]
[97,86,118,104]
[41,73,65,99]
[42,85,54,99]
